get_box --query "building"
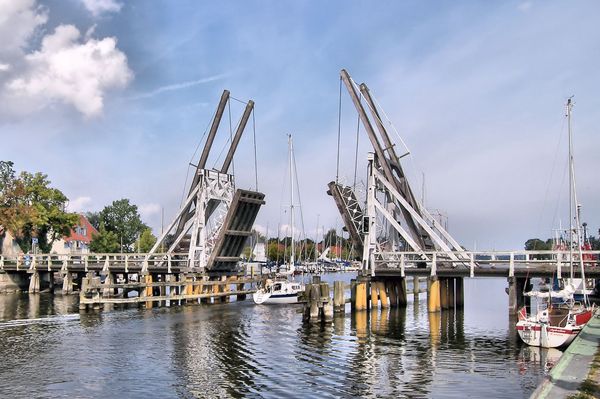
[50,214,98,254]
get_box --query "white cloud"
[81,0,122,17]
[0,0,48,58]
[0,63,10,71]
[2,22,132,118]
[67,196,92,212]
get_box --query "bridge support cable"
[340,69,430,252]
[335,69,469,275]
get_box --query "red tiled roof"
[64,214,98,244]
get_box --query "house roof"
[65,214,98,243]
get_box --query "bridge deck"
[206,189,265,273]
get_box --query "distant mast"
[567,98,574,279]
[288,134,295,268]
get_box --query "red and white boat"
[516,98,594,348]
[516,297,593,348]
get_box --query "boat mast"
[289,134,295,268]
[567,98,589,306]
[314,214,320,262]
[567,98,574,280]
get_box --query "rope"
[292,144,307,261]
[252,109,258,191]
[535,112,567,240]
[179,107,216,206]
[336,76,342,183]
[353,93,362,190]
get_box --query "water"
[0,275,555,398]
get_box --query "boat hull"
[516,321,580,348]
[252,291,300,304]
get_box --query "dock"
[531,309,600,398]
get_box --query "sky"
[1,0,599,250]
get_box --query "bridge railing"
[374,250,600,277]
[0,253,191,274]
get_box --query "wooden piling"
[333,281,345,313]
[220,276,229,303]
[379,281,389,309]
[144,274,153,309]
[355,280,367,311]
[370,280,379,309]
[350,279,357,311]
[440,278,449,310]
[455,277,464,308]
[413,276,420,297]
[397,278,407,307]
[321,282,333,322]
[387,280,398,307]
[428,277,441,312]
[309,284,320,321]
[448,278,455,309]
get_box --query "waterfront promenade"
[532,308,600,398]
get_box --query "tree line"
[244,228,356,263]
[0,161,156,254]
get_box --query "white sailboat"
[253,135,305,305]
[516,98,594,348]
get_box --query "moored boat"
[253,134,305,305]
[516,98,594,348]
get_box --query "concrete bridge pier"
[0,271,29,293]
[508,276,531,314]
[28,271,40,293]
[103,272,116,297]
[27,271,55,294]
[62,272,73,294]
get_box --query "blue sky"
[1,0,599,250]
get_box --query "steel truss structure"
[335,69,469,275]
[147,90,263,273]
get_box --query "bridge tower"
[147,90,265,276]
[333,69,468,312]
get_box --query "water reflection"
[0,278,549,398]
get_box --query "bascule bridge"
[0,90,265,308]
[328,69,600,314]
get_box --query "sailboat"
[253,135,305,305]
[516,98,594,348]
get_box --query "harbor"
[2,1,600,398]
[0,276,550,398]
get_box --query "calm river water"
[0,275,556,398]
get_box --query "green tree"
[89,225,120,253]
[242,246,253,260]
[98,199,147,252]
[85,211,101,230]
[524,238,552,251]
[0,161,78,253]
[138,228,157,252]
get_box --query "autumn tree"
[0,161,78,253]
